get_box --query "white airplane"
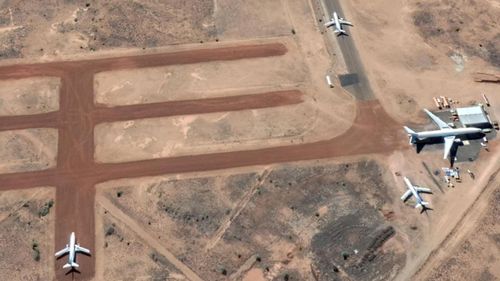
[404,109,485,159]
[324,12,352,35]
[401,177,432,210]
[55,232,91,269]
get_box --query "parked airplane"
[401,177,432,210]
[324,12,352,35]
[55,232,91,269]
[404,109,485,159]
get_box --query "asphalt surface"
[323,0,375,100]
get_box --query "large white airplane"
[404,109,485,159]
[324,12,352,35]
[55,232,91,269]
[401,177,432,210]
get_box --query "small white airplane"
[404,109,486,159]
[324,11,353,35]
[401,177,432,210]
[55,232,91,269]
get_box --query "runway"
[322,0,375,100]
[0,36,403,280]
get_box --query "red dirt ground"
[0,41,405,280]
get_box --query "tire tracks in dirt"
[96,195,204,281]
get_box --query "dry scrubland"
[0,0,295,61]
[0,187,55,280]
[412,0,499,68]
[96,160,409,281]
[0,0,497,281]
[424,187,500,281]
[0,77,59,115]
[0,128,58,174]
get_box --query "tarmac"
[322,0,375,101]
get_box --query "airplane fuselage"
[404,177,424,204]
[333,12,342,31]
[413,127,482,141]
[68,232,76,265]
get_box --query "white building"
[456,106,490,128]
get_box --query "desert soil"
[0,187,55,280]
[0,76,59,116]
[0,0,497,281]
[0,128,57,174]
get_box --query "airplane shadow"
[65,267,81,276]
[421,206,433,215]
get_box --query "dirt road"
[96,195,205,281]
[0,41,405,280]
[0,42,291,281]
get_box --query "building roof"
[456,106,488,125]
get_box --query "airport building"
[456,106,490,128]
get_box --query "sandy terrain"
[412,0,500,68]
[94,101,336,162]
[336,1,500,280]
[417,175,500,281]
[94,38,307,106]
[0,1,214,62]
[0,76,59,116]
[0,187,55,281]
[341,0,500,123]
[92,0,356,164]
[0,128,57,174]
[0,0,496,281]
[215,0,292,40]
[0,0,293,63]
[95,204,187,281]
[96,159,407,281]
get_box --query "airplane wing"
[55,245,70,257]
[339,19,353,26]
[324,20,335,27]
[400,190,412,202]
[75,245,91,255]
[443,136,455,159]
[416,187,432,193]
[424,109,450,129]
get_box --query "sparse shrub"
[116,191,123,198]
[341,251,349,260]
[38,200,54,217]
[32,240,40,262]
[105,226,115,236]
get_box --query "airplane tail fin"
[404,126,416,135]
[404,126,417,144]
[63,262,79,269]
[415,201,430,209]
[338,29,347,36]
